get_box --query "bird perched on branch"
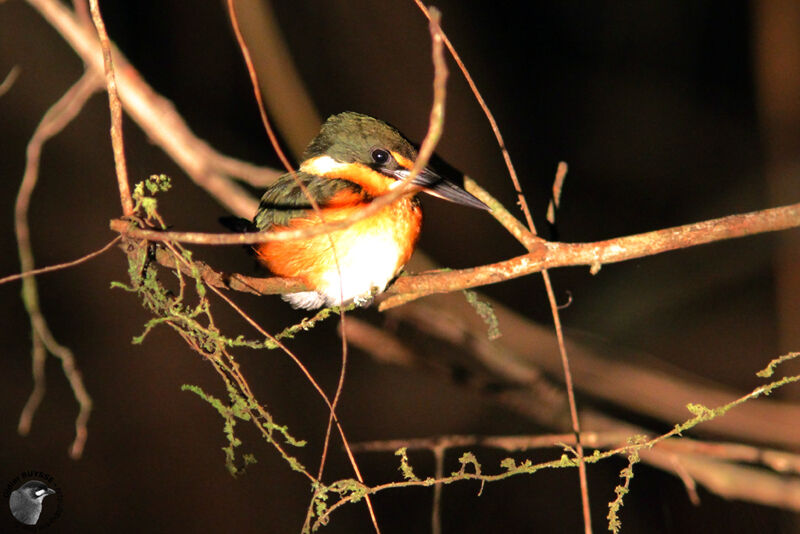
[225,112,488,310]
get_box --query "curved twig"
[15,70,102,459]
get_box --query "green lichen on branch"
[307,479,368,532]
[132,174,171,225]
[115,177,309,478]
[182,383,258,477]
[674,367,800,437]
[395,447,420,481]
[228,302,357,350]
[113,177,800,531]
[454,451,482,477]
[313,365,800,530]
[607,449,640,534]
[463,289,501,339]
[757,351,800,378]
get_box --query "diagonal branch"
[380,200,800,308]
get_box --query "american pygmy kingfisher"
[234,112,488,310]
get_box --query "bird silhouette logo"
[9,480,56,526]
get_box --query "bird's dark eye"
[371,148,390,165]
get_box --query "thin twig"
[0,236,121,286]
[0,66,21,97]
[226,0,294,175]
[546,161,568,225]
[224,3,366,528]
[412,4,591,523]
[411,0,535,232]
[535,164,590,531]
[15,70,101,459]
[432,445,445,534]
[410,4,592,526]
[542,269,591,530]
[17,333,46,437]
[315,370,800,527]
[88,0,133,216]
[666,453,702,506]
[472,167,592,521]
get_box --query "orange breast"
[255,197,422,294]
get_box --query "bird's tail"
[219,216,257,233]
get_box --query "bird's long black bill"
[411,168,490,210]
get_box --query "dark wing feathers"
[253,171,363,230]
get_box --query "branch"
[314,364,800,524]
[109,201,800,306]
[363,293,800,449]
[0,66,21,97]
[88,0,133,216]
[379,201,800,308]
[15,70,102,459]
[0,236,120,286]
[23,1,800,527]
[72,31,798,454]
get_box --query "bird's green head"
[299,111,489,210]
[303,112,418,173]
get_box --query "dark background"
[1,1,798,532]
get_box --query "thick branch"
[377,292,800,449]
[381,202,800,308]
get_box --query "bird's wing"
[253,171,365,230]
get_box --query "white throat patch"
[299,155,350,176]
